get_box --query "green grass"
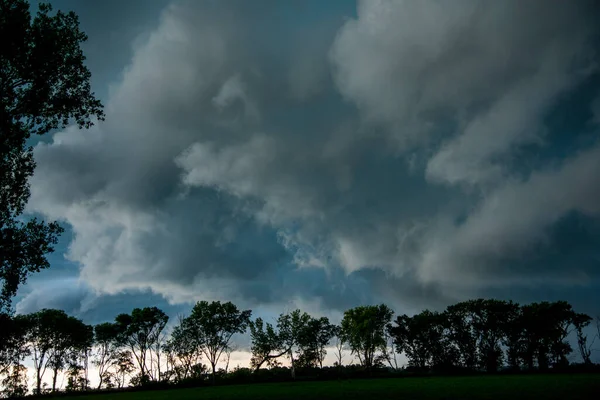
[75,374,600,400]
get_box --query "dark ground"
[72,374,600,400]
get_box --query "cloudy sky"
[16,0,600,334]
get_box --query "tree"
[341,304,393,370]
[0,314,29,397]
[20,309,90,393]
[502,302,523,370]
[163,316,202,382]
[223,345,236,374]
[332,325,345,368]
[572,313,594,365]
[296,316,336,369]
[62,319,93,392]
[278,309,312,378]
[444,301,479,370]
[1,363,27,398]
[249,317,287,372]
[390,311,450,370]
[0,0,103,312]
[21,309,59,394]
[113,350,135,389]
[520,301,574,370]
[115,307,168,384]
[182,301,251,384]
[93,322,121,389]
[44,314,92,392]
[249,310,316,378]
[460,299,516,372]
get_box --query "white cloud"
[26,0,600,314]
[426,63,587,186]
[419,143,600,289]
[15,278,96,316]
[330,0,597,155]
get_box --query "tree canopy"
[341,304,394,369]
[115,307,168,384]
[180,301,251,383]
[0,0,104,312]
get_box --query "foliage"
[249,309,334,378]
[180,301,251,383]
[249,316,287,371]
[17,309,91,394]
[296,316,336,369]
[0,299,597,395]
[113,350,136,389]
[163,318,203,383]
[341,304,394,369]
[115,307,168,383]
[390,299,588,373]
[93,322,122,389]
[0,363,27,398]
[0,0,103,312]
[572,313,593,365]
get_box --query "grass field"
[75,374,600,400]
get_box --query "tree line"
[1,299,598,397]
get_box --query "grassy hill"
[72,374,599,400]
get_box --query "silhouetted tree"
[471,299,515,372]
[46,312,91,392]
[249,317,288,372]
[390,313,428,370]
[115,307,168,384]
[502,302,523,370]
[523,301,574,370]
[391,310,453,370]
[21,309,90,393]
[572,313,593,365]
[280,309,313,378]
[249,309,312,378]
[0,314,29,397]
[63,320,93,391]
[250,310,302,373]
[444,302,479,370]
[113,350,135,389]
[298,316,336,369]
[341,305,393,370]
[181,301,251,384]
[164,315,203,382]
[380,323,401,370]
[93,322,121,389]
[0,0,103,312]
[332,325,345,368]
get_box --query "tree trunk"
[253,349,289,373]
[36,369,42,395]
[52,368,58,392]
[254,358,267,373]
[211,362,216,385]
[289,350,295,379]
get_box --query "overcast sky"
[16,0,600,340]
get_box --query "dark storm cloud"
[26,0,600,314]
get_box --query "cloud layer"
[27,0,600,314]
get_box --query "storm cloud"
[25,0,600,315]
